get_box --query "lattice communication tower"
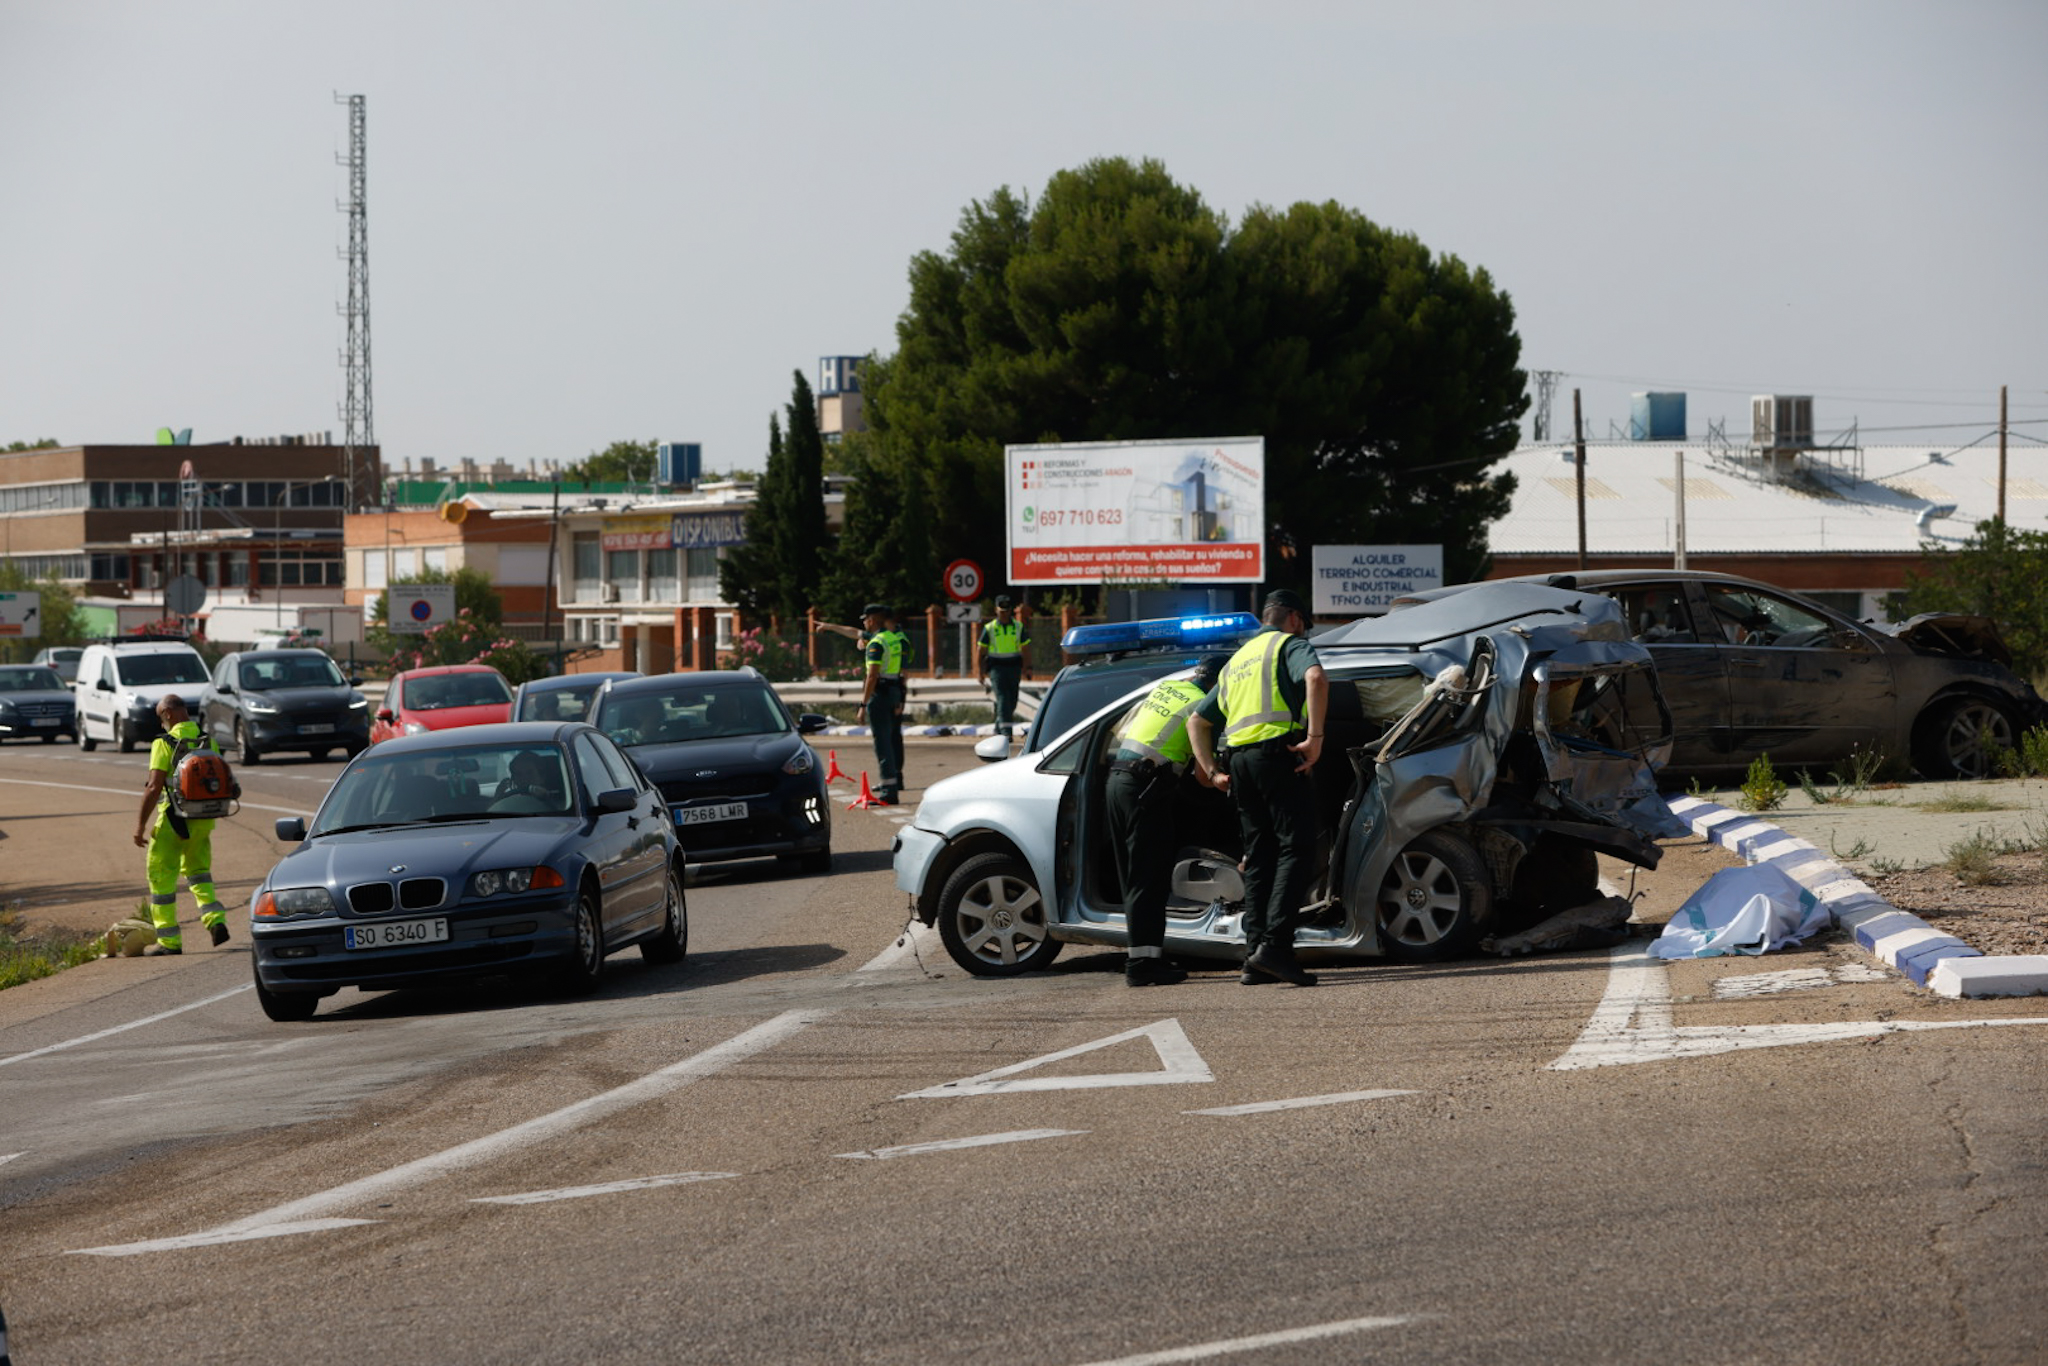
[337,93,374,510]
[1531,370,1560,443]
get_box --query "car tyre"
[555,886,606,994]
[1377,828,1495,963]
[115,717,135,753]
[254,964,321,1023]
[238,719,262,765]
[80,726,97,752]
[935,850,1062,977]
[312,747,332,762]
[1912,695,2015,780]
[41,733,57,744]
[640,866,689,965]
[799,846,832,875]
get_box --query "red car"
[370,665,514,743]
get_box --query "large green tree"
[869,156,1528,603]
[720,371,831,625]
[563,439,657,485]
[1901,519,2048,681]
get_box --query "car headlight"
[245,698,281,714]
[348,696,369,711]
[253,886,335,919]
[782,745,815,776]
[469,866,564,898]
[402,721,429,735]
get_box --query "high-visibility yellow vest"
[1115,677,1208,771]
[1218,629,1300,745]
[983,620,1025,657]
[867,629,908,677]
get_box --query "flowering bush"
[383,609,550,685]
[716,627,811,682]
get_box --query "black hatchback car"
[201,649,373,763]
[589,670,835,872]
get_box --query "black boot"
[1126,956,1188,988]
[1246,943,1317,987]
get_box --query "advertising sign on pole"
[1310,545,1444,617]
[0,592,40,639]
[388,583,456,636]
[1005,437,1265,586]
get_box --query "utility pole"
[542,478,561,658]
[337,93,375,513]
[1674,448,1688,570]
[1998,384,2009,524]
[1574,389,1587,571]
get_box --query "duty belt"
[1226,733,1301,754]
[1109,757,1164,777]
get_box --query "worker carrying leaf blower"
[131,693,239,955]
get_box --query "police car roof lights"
[1060,612,1260,656]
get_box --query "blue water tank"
[658,442,702,485]
[1629,392,1686,442]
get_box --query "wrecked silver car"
[893,583,1682,974]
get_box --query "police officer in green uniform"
[1105,655,1228,987]
[1187,589,1327,987]
[975,595,1031,739]
[859,604,910,803]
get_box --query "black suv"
[201,649,372,763]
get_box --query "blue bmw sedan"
[249,722,685,1021]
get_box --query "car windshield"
[115,652,209,686]
[601,681,789,747]
[517,682,599,722]
[313,742,574,832]
[241,656,347,690]
[0,667,63,691]
[403,671,512,711]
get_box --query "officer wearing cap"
[1105,654,1229,987]
[858,604,910,803]
[1186,588,1327,987]
[975,595,1031,740]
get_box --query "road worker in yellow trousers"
[132,694,230,956]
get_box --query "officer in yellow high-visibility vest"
[859,603,910,804]
[1105,655,1228,987]
[975,595,1031,739]
[1186,589,1327,987]
[131,694,231,955]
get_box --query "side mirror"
[797,712,831,735]
[348,675,363,687]
[595,787,637,814]
[375,708,394,722]
[275,817,307,842]
[96,679,114,692]
[974,734,1013,764]
[218,684,236,696]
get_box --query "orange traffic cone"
[848,770,888,810]
[824,749,851,784]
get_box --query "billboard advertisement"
[1311,545,1444,616]
[1005,437,1265,585]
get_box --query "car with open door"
[894,584,1682,974]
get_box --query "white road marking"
[0,776,313,818]
[1185,1089,1418,1117]
[900,1019,1212,1099]
[836,1129,1087,1160]
[1071,1313,1415,1365]
[1711,968,1835,999]
[68,1008,832,1255]
[72,1218,377,1257]
[1550,944,2048,1070]
[851,920,938,975]
[0,985,253,1069]
[0,1151,23,1165]
[471,1172,737,1205]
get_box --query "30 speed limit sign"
[943,559,983,603]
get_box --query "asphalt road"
[2,738,2045,1365]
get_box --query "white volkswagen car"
[894,586,1683,977]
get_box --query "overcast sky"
[4,1,2043,479]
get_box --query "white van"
[74,640,213,753]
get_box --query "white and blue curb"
[1663,795,2048,999]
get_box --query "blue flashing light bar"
[1061,612,1261,656]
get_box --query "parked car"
[511,671,640,723]
[200,649,372,763]
[73,639,212,752]
[250,722,686,1021]
[0,664,77,743]
[587,669,835,872]
[1393,570,2048,781]
[894,587,1681,976]
[370,665,514,743]
[31,646,83,684]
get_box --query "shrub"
[1738,753,1787,812]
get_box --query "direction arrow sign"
[0,592,40,640]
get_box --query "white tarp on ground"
[1648,863,1831,958]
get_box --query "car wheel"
[41,733,57,744]
[555,886,606,994]
[935,850,1062,977]
[640,866,689,965]
[238,720,262,765]
[115,717,134,753]
[1912,695,2016,780]
[311,747,332,762]
[253,964,321,1023]
[799,846,832,875]
[1377,828,1495,963]
[80,726,97,752]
